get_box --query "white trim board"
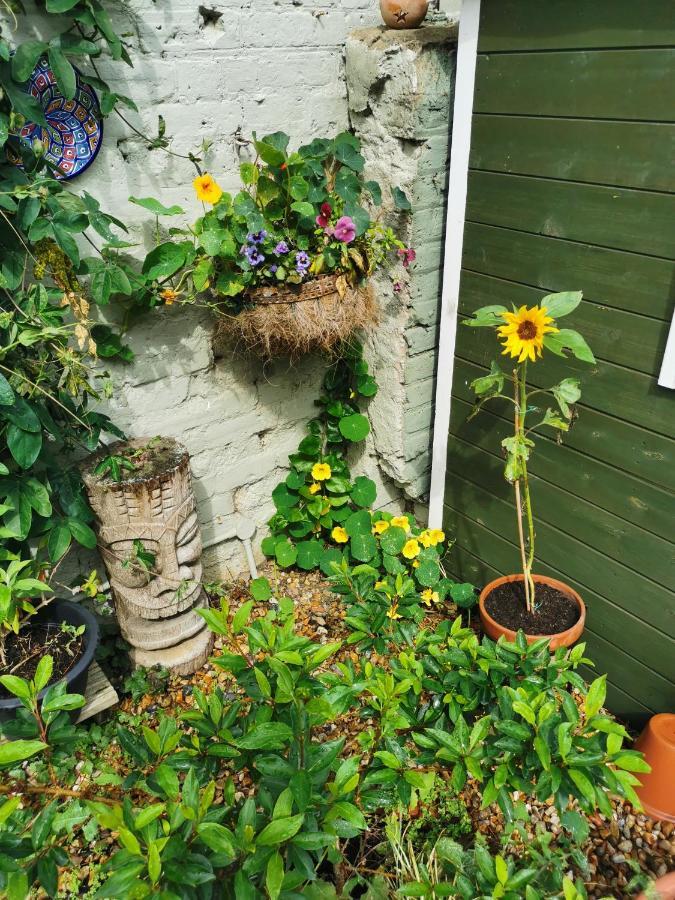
[428,0,482,528]
[658,309,675,390]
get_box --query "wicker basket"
[213,274,377,358]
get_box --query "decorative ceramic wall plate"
[16,57,103,180]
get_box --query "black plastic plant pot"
[0,599,99,721]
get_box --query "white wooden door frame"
[428,0,482,528]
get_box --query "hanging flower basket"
[213,274,377,359]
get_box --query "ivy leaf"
[142,242,187,280]
[11,41,47,82]
[364,180,382,205]
[392,186,411,210]
[129,196,185,216]
[47,46,76,100]
[544,329,595,364]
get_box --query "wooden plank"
[443,477,675,638]
[478,1,675,52]
[466,172,675,259]
[457,321,675,438]
[445,436,675,589]
[459,270,669,375]
[452,357,675,492]
[450,395,675,541]
[76,661,119,723]
[470,116,675,192]
[443,516,673,715]
[474,50,675,122]
[462,222,674,320]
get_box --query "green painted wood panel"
[462,222,674,320]
[449,0,675,724]
[459,271,669,375]
[452,358,675,493]
[475,50,675,122]
[466,173,675,259]
[450,396,674,541]
[470,116,675,192]
[477,1,675,52]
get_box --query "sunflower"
[498,305,558,363]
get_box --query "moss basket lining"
[213,274,377,358]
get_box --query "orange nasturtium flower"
[402,539,420,560]
[311,462,332,481]
[390,515,410,532]
[160,288,180,305]
[332,526,348,544]
[193,173,223,205]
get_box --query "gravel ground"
[119,564,673,898]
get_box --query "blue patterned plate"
[15,57,103,180]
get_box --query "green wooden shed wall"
[443,0,675,725]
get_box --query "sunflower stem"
[513,368,531,613]
[519,362,536,613]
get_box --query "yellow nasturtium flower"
[428,529,445,546]
[412,560,420,569]
[402,539,420,560]
[312,462,332,481]
[498,305,558,363]
[332,526,348,544]
[390,515,410,532]
[308,483,321,495]
[419,530,434,548]
[193,174,223,205]
[372,519,389,535]
[421,589,440,607]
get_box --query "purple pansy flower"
[247,230,268,245]
[274,241,290,256]
[245,246,265,267]
[269,264,278,274]
[295,251,311,273]
[332,216,356,244]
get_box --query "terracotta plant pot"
[637,871,675,900]
[380,0,429,29]
[634,714,675,824]
[479,574,586,649]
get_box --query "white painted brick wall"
[6,0,458,577]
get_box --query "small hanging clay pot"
[380,0,429,29]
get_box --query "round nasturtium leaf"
[325,476,351,494]
[350,476,376,508]
[350,532,377,563]
[261,535,278,557]
[296,540,323,570]
[415,558,440,587]
[380,526,407,556]
[345,509,372,538]
[286,470,306,490]
[383,552,406,575]
[450,582,478,608]
[320,547,344,577]
[338,413,370,442]
[272,483,298,511]
[275,540,298,568]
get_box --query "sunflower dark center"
[517,319,538,340]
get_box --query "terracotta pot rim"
[478,573,586,645]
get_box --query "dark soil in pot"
[484,580,580,635]
[0,600,99,714]
[0,623,85,701]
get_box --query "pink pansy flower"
[316,202,332,228]
[332,215,356,244]
[398,247,416,268]
[393,282,403,293]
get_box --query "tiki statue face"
[84,441,203,620]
